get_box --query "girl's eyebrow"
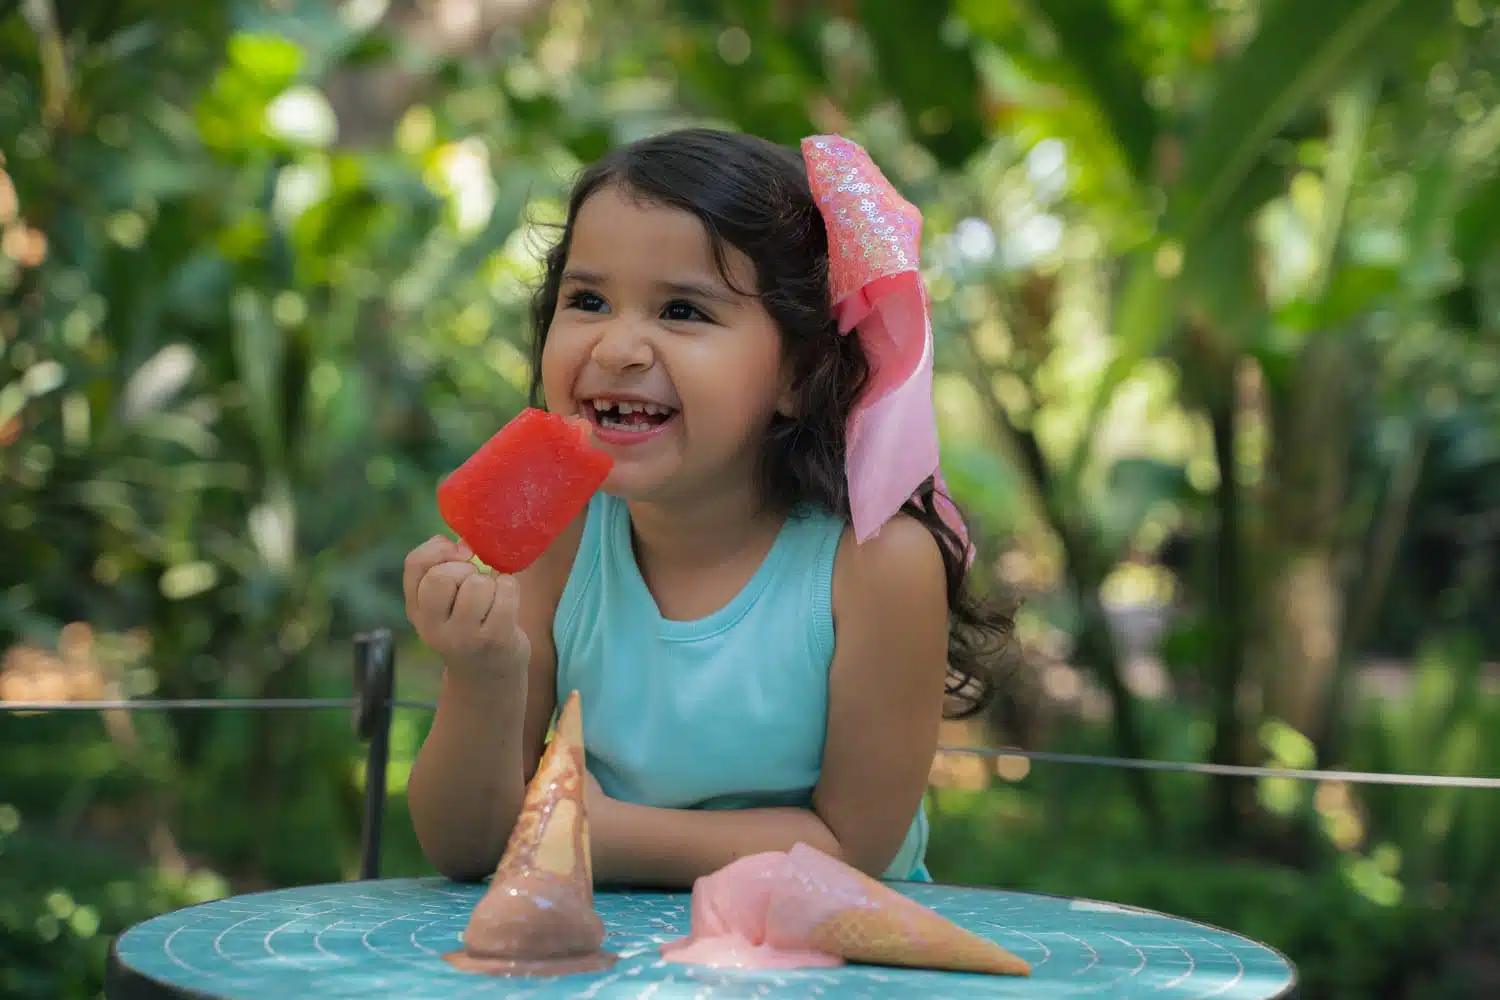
[657,279,736,305]
[560,269,736,305]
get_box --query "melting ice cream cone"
[769,843,1030,976]
[663,842,1029,977]
[445,690,616,977]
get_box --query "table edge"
[106,938,224,1000]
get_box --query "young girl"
[402,128,1011,889]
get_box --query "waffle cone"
[807,897,1030,976]
[773,843,1029,977]
[492,689,592,884]
[449,690,615,976]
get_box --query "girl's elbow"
[408,804,499,882]
[827,828,903,879]
[417,835,498,883]
[811,822,891,879]
[845,848,896,880]
[431,856,493,883]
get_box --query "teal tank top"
[553,491,931,882]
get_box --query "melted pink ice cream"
[661,843,1031,978]
[662,930,843,970]
[660,850,845,970]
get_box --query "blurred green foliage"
[2,0,1498,997]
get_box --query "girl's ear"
[774,364,798,418]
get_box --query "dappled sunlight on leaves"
[1340,850,1405,908]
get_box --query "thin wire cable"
[950,745,1500,788]
[0,698,440,711]
[1,698,362,711]
[5,696,1498,788]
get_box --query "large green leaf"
[1066,0,1447,482]
[230,286,285,473]
[1023,0,1158,184]
[1395,153,1464,310]
[1305,71,1380,301]
[1274,264,1401,334]
[1452,171,1500,274]
[1172,0,1434,238]
[1452,169,1500,334]
[1179,155,1287,338]
[855,0,987,167]
[1260,71,1380,351]
[1069,155,1285,480]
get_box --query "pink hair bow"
[802,135,972,562]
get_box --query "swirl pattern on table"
[107,877,1296,999]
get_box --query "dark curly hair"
[527,127,1011,720]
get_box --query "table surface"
[107,876,1297,999]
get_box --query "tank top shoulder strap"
[769,506,843,661]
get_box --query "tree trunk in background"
[1207,370,1256,841]
[1249,335,1360,743]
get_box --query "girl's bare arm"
[404,518,581,880]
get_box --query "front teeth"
[605,401,669,416]
[592,400,671,416]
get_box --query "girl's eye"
[662,300,710,323]
[566,291,607,313]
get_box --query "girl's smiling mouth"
[582,396,680,444]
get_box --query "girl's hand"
[403,535,531,685]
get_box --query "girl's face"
[539,185,793,503]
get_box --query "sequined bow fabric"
[802,135,970,557]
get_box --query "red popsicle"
[437,408,613,574]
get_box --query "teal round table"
[106,876,1297,999]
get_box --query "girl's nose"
[589,319,654,372]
